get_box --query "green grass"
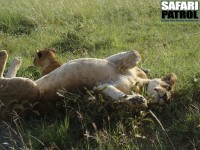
[0,0,200,149]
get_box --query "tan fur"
[0,50,40,119]
[35,50,177,107]
[5,57,22,78]
[33,48,62,76]
[0,50,8,78]
[0,50,177,119]
[0,50,40,102]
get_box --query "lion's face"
[33,48,56,68]
[146,74,177,105]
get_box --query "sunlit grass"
[0,0,200,149]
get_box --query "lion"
[33,48,62,76]
[0,50,40,119]
[34,48,150,76]
[0,50,40,103]
[0,50,177,119]
[35,50,177,107]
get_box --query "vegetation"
[0,0,200,149]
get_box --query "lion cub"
[33,48,62,76]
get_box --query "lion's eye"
[163,93,167,99]
[161,84,172,91]
[167,85,172,91]
[163,93,169,101]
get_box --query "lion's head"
[33,48,61,75]
[146,73,178,105]
[33,48,57,67]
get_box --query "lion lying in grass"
[0,49,177,118]
[33,49,177,106]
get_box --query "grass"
[0,0,200,149]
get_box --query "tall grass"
[0,0,200,149]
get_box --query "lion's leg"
[0,50,8,78]
[93,84,147,108]
[5,57,22,78]
[105,50,141,71]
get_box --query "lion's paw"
[117,50,141,71]
[123,94,148,108]
[13,57,22,66]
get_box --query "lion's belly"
[36,58,132,100]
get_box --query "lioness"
[0,50,177,117]
[34,50,177,108]
[33,48,62,76]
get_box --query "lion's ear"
[162,73,178,86]
[49,48,56,53]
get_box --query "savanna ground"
[0,0,200,149]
